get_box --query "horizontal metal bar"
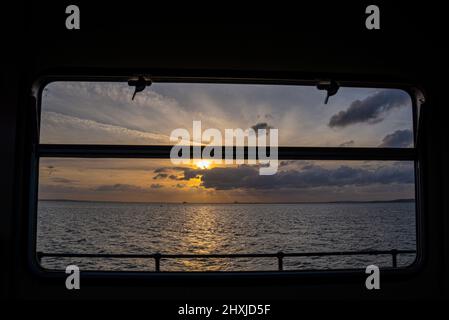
[38,144,416,161]
[37,250,416,259]
[35,73,419,90]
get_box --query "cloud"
[50,177,78,184]
[154,167,185,173]
[175,163,414,190]
[153,173,168,179]
[94,183,166,192]
[44,82,184,132]
[251,122,273,134]
[339,140,355,147]
[41,111,169,145]
[280,160,294,167]
[378,129,413,148]
[43,81,413,150]
[94,184,146,192]
[153,169,184,180]
[328,90,410,128]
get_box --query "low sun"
[195,160,212,170]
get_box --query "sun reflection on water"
[175,205,232,271]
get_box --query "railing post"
[277,251,284,271]
[154,253,161,272]
[391,249,398,268]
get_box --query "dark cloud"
[251,122,273,134]
[176,163,414,190]
[154,167,185,173]
[339,140,355,147]
[378,129,413,148]
[94,184,146,192]
[150,183,163,189]
[39,184,80,194]
[153,173,168,179]
[153,172,182,180]
[47,165,56,175]
[50,177,78,184]
[328,90,410,128]
[280,160,294,167]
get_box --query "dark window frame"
[27,73,425,282]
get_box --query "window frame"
[27,73,425,282]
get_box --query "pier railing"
[37,249,416,271]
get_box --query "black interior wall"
[1,2,448,301]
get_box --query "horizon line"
[38,198,415,205]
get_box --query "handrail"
[37,249,416,271]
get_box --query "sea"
[37,201,416,272]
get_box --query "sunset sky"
[38,82,415,203]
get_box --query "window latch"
[317,80,340,104]
[128,76,152,100]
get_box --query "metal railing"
[37,249,416,271]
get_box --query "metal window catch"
[128,76,152,100]
[317,80,340,104]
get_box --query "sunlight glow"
[195,160,212,170]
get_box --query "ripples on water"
[37,201,416,271]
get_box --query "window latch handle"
[128,76,152,100]
[317,80,340,104]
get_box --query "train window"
[33,78,418,273]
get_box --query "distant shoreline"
[38,198,415,205]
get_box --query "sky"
[38,81,415,203]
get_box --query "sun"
[195,160,212,170]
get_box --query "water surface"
[37,201,416,271]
